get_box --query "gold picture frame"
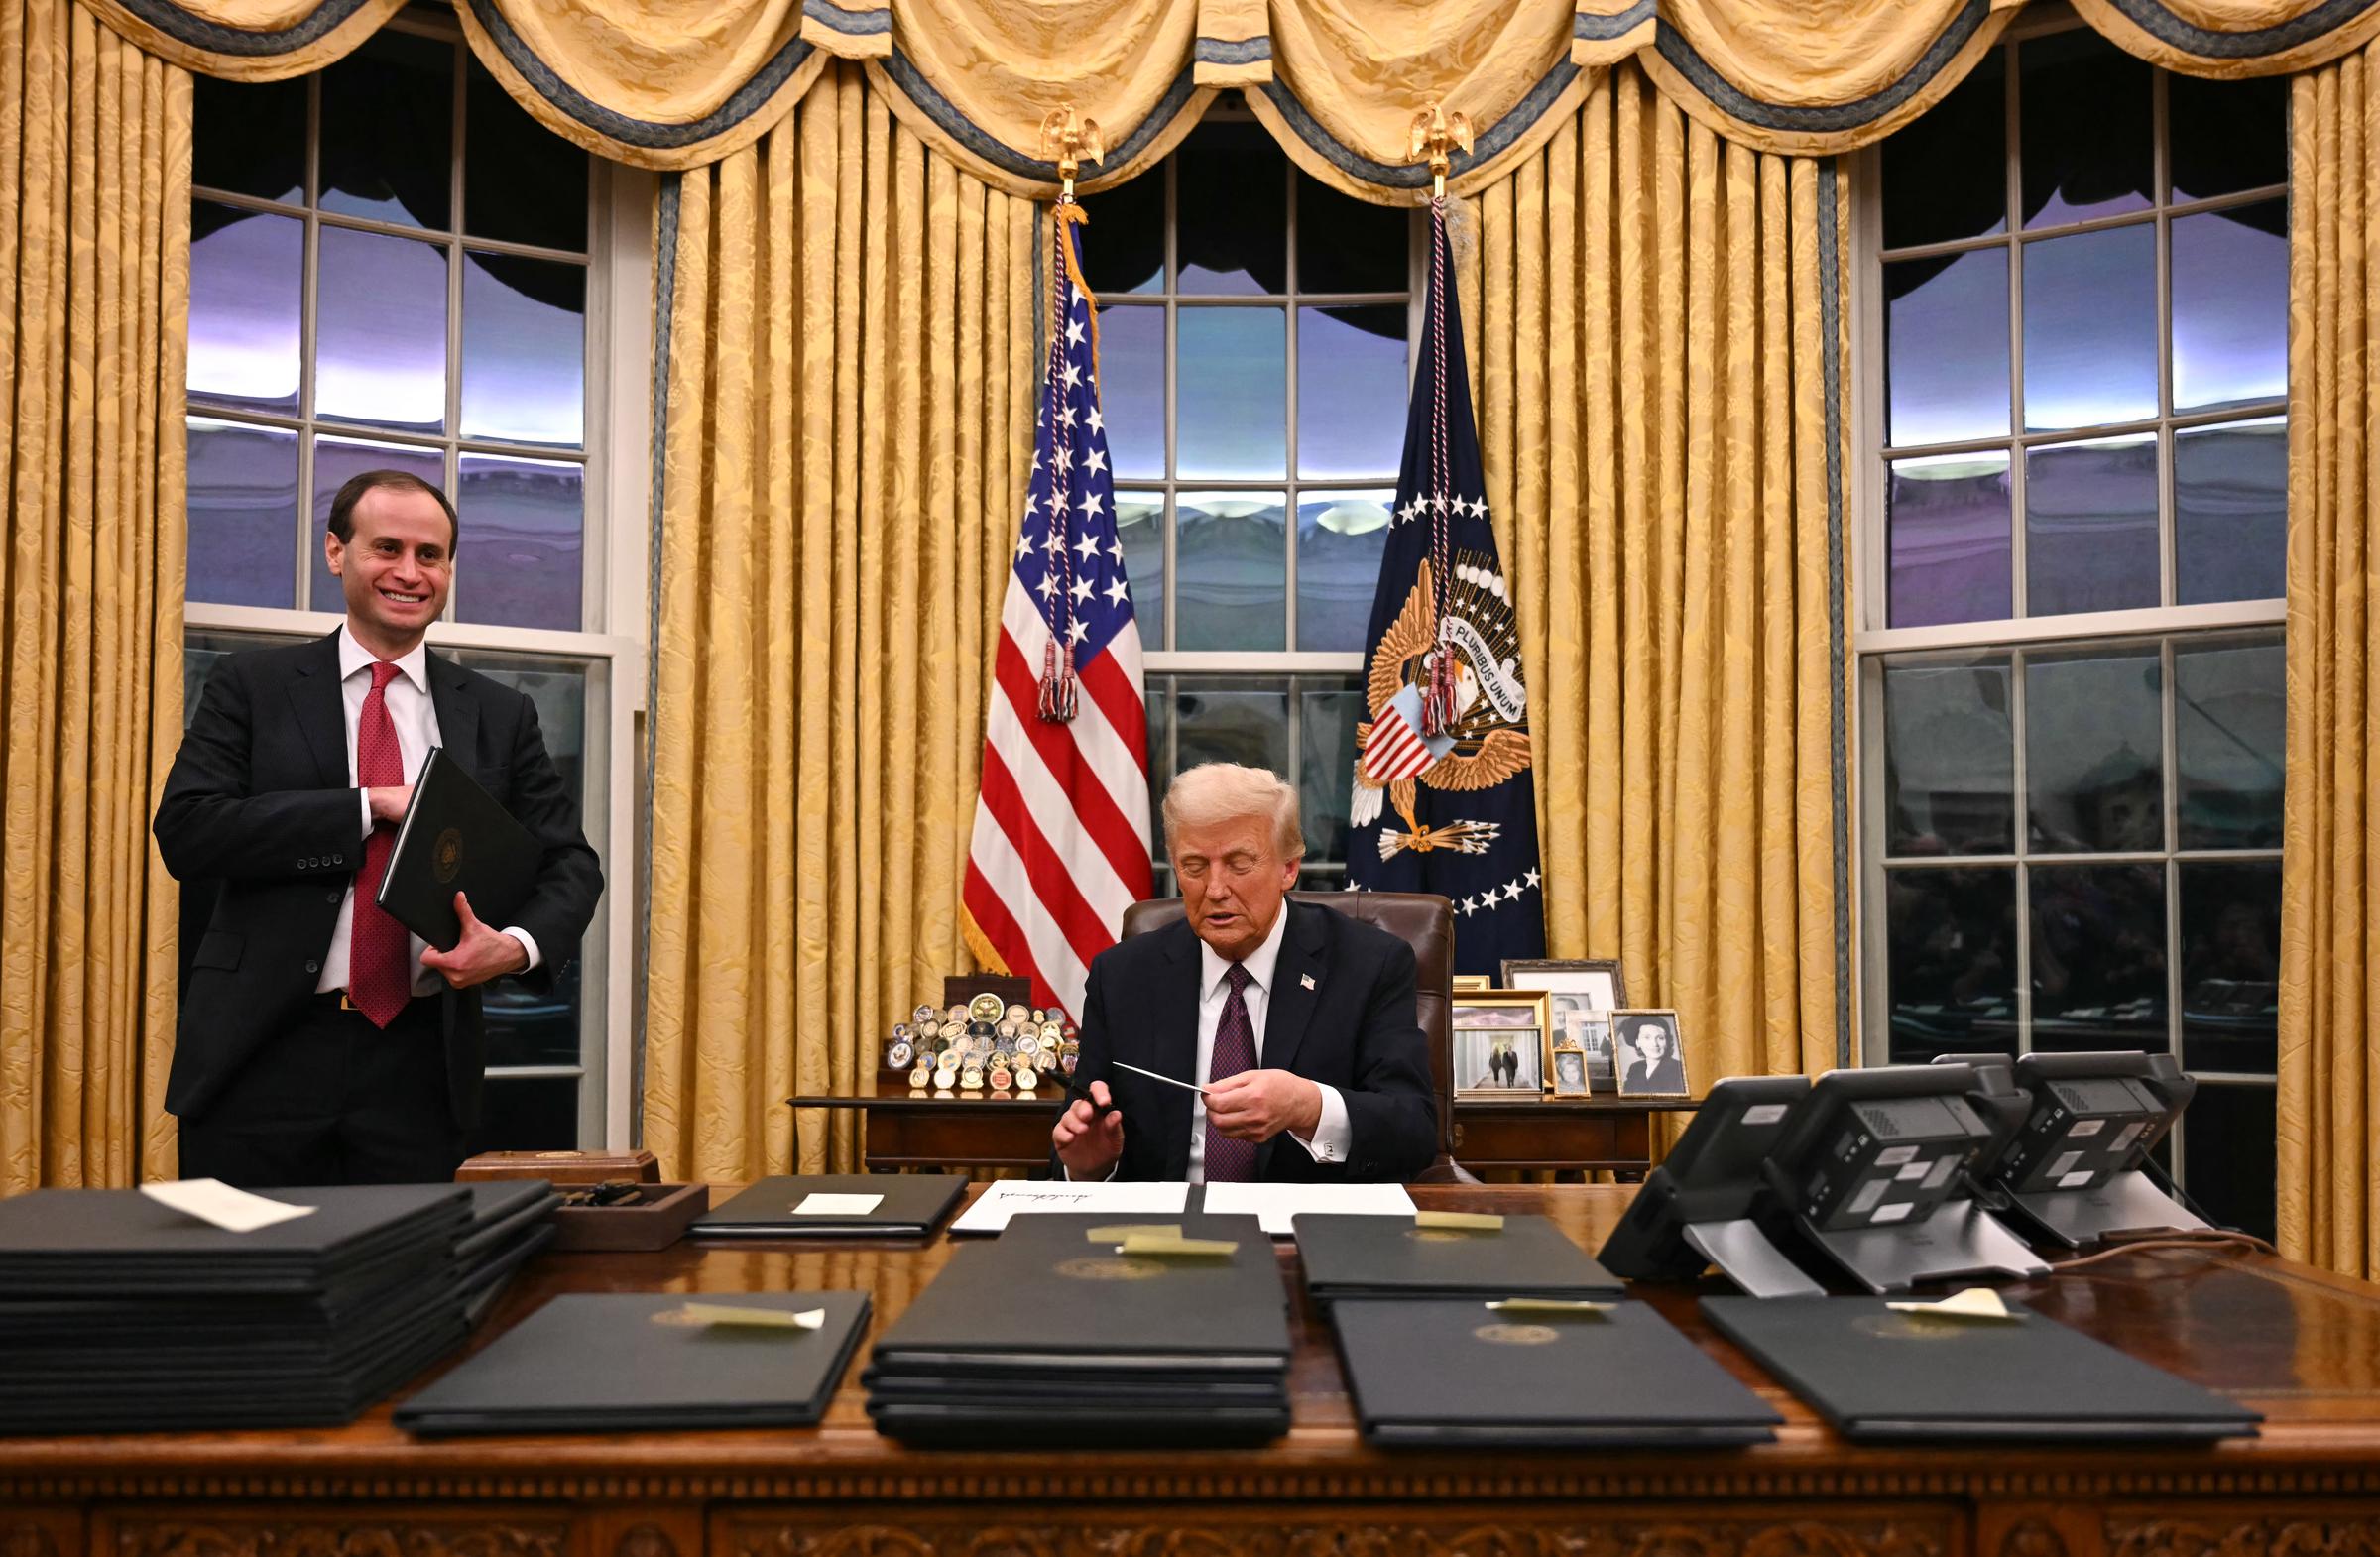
[1609,1008,1691,1097]
[1450,973,1494,991]
[1500,957,1627,1009]
[1450,990,1554,1099]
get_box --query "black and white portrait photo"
[1550,1045,1591,1098]
[1612,1010,1689,1097]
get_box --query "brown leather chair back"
[1118,891,1465,1180]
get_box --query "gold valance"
[74,0,2380,183]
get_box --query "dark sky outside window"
[316,225,448,433]
[1176,307,1286,478]
[1884,249,2009,447]
[1888,454,2011,627]
[188,204,302,416]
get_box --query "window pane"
[1175,123,1283,295]
[316,225,449,433]
[2025,433,2158,616]
[1296,172,1408,294]
[1300,681,1365,863]
[1296,490,1391,652]
[1114,491,1164,650]
[2181,1083,2277,1242]
[2028,862,2167,1050]
[465,1074,578,1152]
[2172,200,2288,415]
[454,454,583,630]
[1175,491,1285,651]
[192,74,304,204]
[1297,305,1405,478]
[1884,249,2010,446]
[461,252,586,448]
[2019,29,2151,229]
[2180,860,2279,1074]
[463,58,588,252]
[320,29,453,230]
[1888,453,2011,627]
[308,435,444,611]
[188,203,302,416]
[1883,866,2017,1064]
[1176,306,1286,478]
[2176,418,2287,606]
[2026,646,2164,854]
[186,418,298,609]
[2023,223,2158,430]
[2170,74,2288,203]
[1098,304,1164,480]
[1079,170,1165,296]
[1883,657,2015,856]
[1881,49,2006,251]
[1172,680,1289,777]
[2176,637,2284,850]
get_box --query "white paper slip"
[1199,1180,1418,1237]
[791,1192,884,1216]
[950,1178,1191,1235]
[1112,1060,1209,1094]
[671,1301,825,1330]
[141,1178,316,1234]
[1885,1286,2023,1323]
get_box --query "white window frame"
[181,10,653,1151]
[1849,9,2287,1193]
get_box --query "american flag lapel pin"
[1300,974,1316,991]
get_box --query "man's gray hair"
[1160,762,1304,860]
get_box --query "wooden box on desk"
[456,1148,662,1184]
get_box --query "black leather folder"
[376,746,539,951]
[1295,1212,1624,1303]
[394,1290,873,1436]
[1701,1294,2262,1443]
[692,1174,965,1239]
[1333,1298,1781,1447]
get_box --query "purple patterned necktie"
[1204,962,1258,1183]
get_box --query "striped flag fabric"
[960,206,1155,1019]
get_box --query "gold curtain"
[644,62,1037,1182]
[2278,45,2378,1282]
[0,0,189,1193]
[1465,61,1850,1089]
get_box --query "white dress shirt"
[315,624,540,999]
[1190,904,1351,1179]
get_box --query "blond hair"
[1160,763,1304,861]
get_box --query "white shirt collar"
[337,623,431,697]
[1199,899,1291,1002]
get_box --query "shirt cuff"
[1288,1082,1352,1164]
[358,788,373,836]
[1062,1159,1119,1181]
[501,927,542,972]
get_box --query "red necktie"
[1203,963,1257,1183]
[347,660,412,1027]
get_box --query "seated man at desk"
[1052,762,1435,1182]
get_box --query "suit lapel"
[425,649,481,782]
[1254,902,1326,1179]
[287,630,349,788]
[1156,920,1203,1180]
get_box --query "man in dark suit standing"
[155,471,602,1187]
[1051,763,1435,1183]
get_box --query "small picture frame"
[1501,957,1627,1011]
[1450,974,1494,992]
[1451,991,1552,1099]
[1610,1009,1690,1098]
[1549,1044,1592,1098]
[1552,1007,1615,1090]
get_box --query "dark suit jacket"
[1068,899,1436,1182]
[153,630,604,1129]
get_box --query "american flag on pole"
[961,203,1154,1019]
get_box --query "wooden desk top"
[7,1184,2380,1507]
[792,1082,1703,1114]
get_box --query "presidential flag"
[1346,198,1545,972]
[961,203,1155,1019]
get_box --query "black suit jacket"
[1068,899,1436,1182]
[154,630,604,1129]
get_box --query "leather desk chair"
[1117,891,1475,1184]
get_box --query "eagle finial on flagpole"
[1406,104,1474,201]
[1039,106,1106,201]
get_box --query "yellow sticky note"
[1117,1234,1238,1259]
[1484,1298,1615,1318]
[1085,1223,1184,1242]
[1414,1210,1504,1232]
[673,1301,826,1330]
[1884,1287,2022,1323]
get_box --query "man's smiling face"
[326,484,453,657]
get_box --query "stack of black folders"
[691,1173,967,1238]
[456,1179,562,1325]
[1304,1211,1781,1448]
[1701,1294,2262,1444]
[0,1183,481,1434]
[395,1290,873,1436]
[865,1212,1292,1447]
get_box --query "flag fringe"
[958,906,1011,980]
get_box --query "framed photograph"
[1451,991,1552,1099]
[1610,1009,1690,1097]
[1549,1044,1592,1098]
[1501,957,1627,1011]
[1450,973,1494,992]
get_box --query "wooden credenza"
[7,1184,2380,1557]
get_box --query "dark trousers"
[177,994,464,1188]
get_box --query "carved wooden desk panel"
[7,1186,2380,1557]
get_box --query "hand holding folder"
[373,747,539,955]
